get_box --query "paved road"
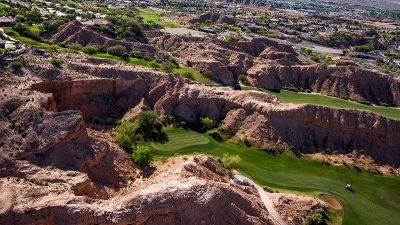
[234,174,288,225]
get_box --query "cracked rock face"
[153,34,400,107]
[0,54,278,225]
[1,48,399,224]
[21,51,400,166]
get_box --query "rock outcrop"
[1,49,399,224]
[50,20,168,61]
[0,66,279,225]
[247,62,400,106]
[23,52,400,166]
[153,34,400,106]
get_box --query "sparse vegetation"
[82,45,98,55]
[237,74,247,83]
[221,153,241,169]
[200,117,215,131]
[107,45,128,57]
[50,57,61,67]
[10,61,22,70]
[179,71,194,80]
[160,61,178,73]
[302,208,326,225]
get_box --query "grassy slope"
[242,86,400,120]
[149,127,400,225]
[2,27,63,50]
[138,8,182,28]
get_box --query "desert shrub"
[179,71,194,80]
[225,35,234,42]
[167,57,179,67]
[237,74,247,83]
[50,57,61,67]
[160,61,177,73]
[107,45,128,57]
[221,153,241,169]
[302,208,325,225]
[10,61,22,70]
[200,117,215,131]
[131,145,152,166]
[67,43,82,51]
[82,45,98,55]
[148,60,160,68]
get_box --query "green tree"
[131,145,152,166]
[113,111,165,152]
[221,153,241,169]
[200,117,215,131]
[113,121,140,152]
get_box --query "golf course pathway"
[234,174,288,225]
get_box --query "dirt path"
[234,174,288,225]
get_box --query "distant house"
[0,17,16,27]
[327,54,358,67]
[82,19,112,26]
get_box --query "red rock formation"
[0,67,278,224]
[50,20,168,61]
[153,34,400,106]
[247,63,400,106]
[24,52,400,166]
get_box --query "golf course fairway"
[149,127,400,225]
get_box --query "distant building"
[0,17,16,27]
[82,19,112,26]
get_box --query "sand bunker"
[319,194,343,210]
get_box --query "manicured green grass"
[138,8,183,28]
[242,86,400,120]
[149,127,400,225]
[174,66,215,85]
[151,129,209,151]
[92,53,152,67]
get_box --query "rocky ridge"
[153,34,400,107]
[23,51,400,167]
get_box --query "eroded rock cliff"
[23,52,400,166]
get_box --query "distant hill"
[209,0,400,9]
[316,0,400,9]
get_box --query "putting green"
[150,129,209,151]
[148,128,400,225]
